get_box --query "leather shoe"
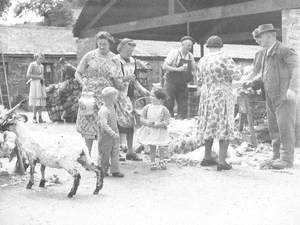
[112,172,124,178]
[271,160,293,170]
[217,163,232,171]
[200,159,218,167]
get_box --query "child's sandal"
[159,160,167,170]
[150,163,159,171]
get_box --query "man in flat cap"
[249,24,300,169]
[163,36,197,119]
[58,57,76,82]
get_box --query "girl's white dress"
[136,104,171,146]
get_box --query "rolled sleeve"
[164,49,179,66]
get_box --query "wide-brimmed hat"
[206,35,223,48]
[252,28,259,39]
[255,24,279,37]
[117,38,136,52]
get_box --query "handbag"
[127,58,137,99]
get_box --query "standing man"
[163,36,196,119]
[250,24,299,169]
[58,57,76,82]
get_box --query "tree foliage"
[15,0,74,27]
[0,0,11,17]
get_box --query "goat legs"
[81,162,104,195]
[39,165,46,187]
[67,169,81,198]
[26,161,37,189]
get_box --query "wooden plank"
[85,0,119,29]
[1,53,11,109]
[80,0,300,37]
[169,0,175,15]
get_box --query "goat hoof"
[39,179,46,188]
[67,192,74,198]
[93,189,99,195]
[26,181,34,189]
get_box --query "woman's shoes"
[38,116,46,123]
[33,116,45,123]
[159,160,167,170]
[33,117,38,123]
[150,163,159,170]
[150,161,167,170]
[217,163,232,171]
[200,159,218,167]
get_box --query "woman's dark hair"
[154,89,167,101]
[96,31,115,44]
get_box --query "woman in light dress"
[75,31,119,155]
[26,53,46,123]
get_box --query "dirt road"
[1,117,300,225]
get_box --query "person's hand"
[113,133,120,141]
[145,120,154,127]
[178,64,188,72]
[286,89,296,100]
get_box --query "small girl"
[136,89,171,170]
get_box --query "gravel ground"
[1,113,300,225]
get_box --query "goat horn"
[1,100,25,118]
[18,114,28,123]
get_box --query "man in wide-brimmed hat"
[249,24,300,169]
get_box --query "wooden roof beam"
[85,0,119,29]
[79,0,300,38]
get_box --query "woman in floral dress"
[112,38,150,161]
[75,31,119,155]
[196,36,241,171]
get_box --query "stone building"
[0,25,77,107]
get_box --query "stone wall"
[282,8,300,145]
[0,55,77,108]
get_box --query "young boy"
[98,87,124,177]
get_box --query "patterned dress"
[76,49,119,140]
[113,55,149,129]
[113,55,136,129]
[196,51,241,144]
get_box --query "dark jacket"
[262,41,300,99]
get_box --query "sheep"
[1,107,104,198]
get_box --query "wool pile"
[46,79,82,123]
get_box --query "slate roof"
[0,25,77,55]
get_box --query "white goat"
[2,113,104,198]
